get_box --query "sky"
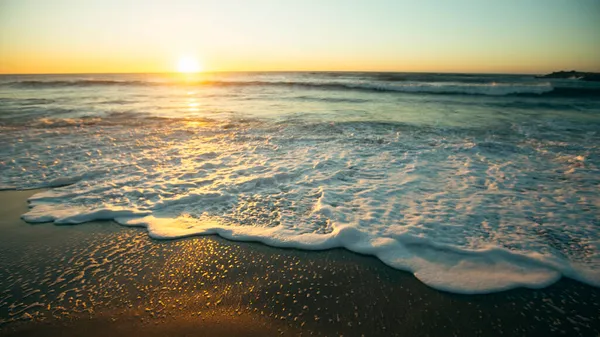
[1,0,599,74]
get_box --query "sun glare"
[177,56,202,73]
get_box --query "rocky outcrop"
[538,71,600,82]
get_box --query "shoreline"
[19,188,599,295]
[1,190,599,336]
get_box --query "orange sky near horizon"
[1,0,599,75]
[3,51,581,75]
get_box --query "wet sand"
[0,190,599,336]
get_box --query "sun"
[177,56,202,73]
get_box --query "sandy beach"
[0,190,598,336]
[2,0,600,335]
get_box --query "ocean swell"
[2,78,583,97]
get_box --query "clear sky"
[1,0,599,74]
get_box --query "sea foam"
[2,72,600,294]
[5,116,597,294]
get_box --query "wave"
[4,78,599,97]
[3,105,599,294]
[1,79,153,88]
[306,71,521,83]
[0,97,57,105]
[540,87,600,98]
[291,95,371,103]
[19,201,599,294]
[365,72,516,83]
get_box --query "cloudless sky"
[1,0,599,74]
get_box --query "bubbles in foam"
[2,72,600,294]
[1,115,597,293]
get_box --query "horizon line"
[0,69,575,76]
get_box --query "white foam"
[109,214,588,293]
[351,81,554,96]
[21,190,600,294]
[3,75,600,294]
[23,204,151,224]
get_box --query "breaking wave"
[4,78,598,97]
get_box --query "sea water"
[1,72,599,293]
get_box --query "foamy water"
[1,72,599,293]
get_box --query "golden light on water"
[177,56,202,73]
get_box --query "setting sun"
[2,1,600,337]
[177,56,202,73]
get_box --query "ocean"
[1,72,599,294]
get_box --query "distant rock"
[538,71,600,82]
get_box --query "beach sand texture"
[1,190,599,336]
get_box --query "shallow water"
[1,72,599,293]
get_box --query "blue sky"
[1,0,599,73]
